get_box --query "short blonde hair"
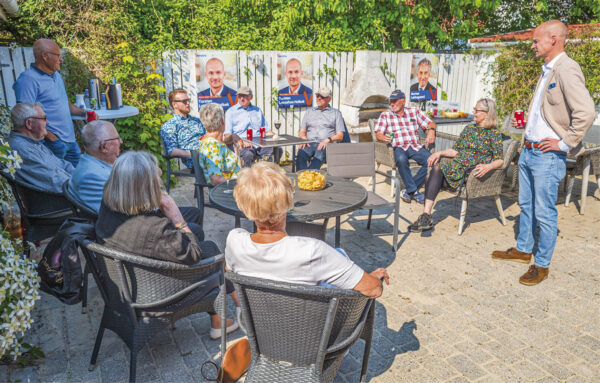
[233,162,293,227]
[103,151,162,215]
[476,98,498,129]
[199,103,224,132]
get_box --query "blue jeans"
[393,146,431,194]
[296,143,326,171]
[239,147,278,167]
[516,146,566,268]
[43,138,81,168]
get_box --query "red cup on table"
[514,110,525,129]
[246,128,253,140]
[259,127,265,138]
[86,111,98,122]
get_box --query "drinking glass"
[221,163,233,194]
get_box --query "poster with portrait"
[409,54,439,102]
[277,53,314,108]
[195,51,239,111]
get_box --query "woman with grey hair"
[95,151,240,338]
[197,103,241,186]
[408,98,504,232]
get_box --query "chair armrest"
[325,299,374,354]
[462,168,506,199]
[374,141,396,168]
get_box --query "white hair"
[81,120,115,151]
[199,103,224,132]
[11,102,43,131]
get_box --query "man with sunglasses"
[8,102,74,194]
[374,89,436,204]
[160,89,206,169]
[296,87,345,171]
[13,39,85,167]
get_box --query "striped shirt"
[375,107,432,150]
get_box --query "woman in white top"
[225,161,389,298]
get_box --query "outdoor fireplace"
[340,51,392,138]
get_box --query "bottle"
[2,201,22,242]
[101,94,107,109]
[84,89,90,109]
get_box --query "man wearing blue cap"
[375,90,436,204]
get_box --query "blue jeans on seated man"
[515,146,566,269]
[393,146,431,194]
[296,142,326,171]
[44,138,82,168]
[239,146,279,167]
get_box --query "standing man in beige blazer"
[492,20,596,285]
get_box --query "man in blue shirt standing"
[224,86,277,167]
[160,89,206,169]
[13,39,85,167]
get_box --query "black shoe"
[408,213,433,232]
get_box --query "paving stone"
[511,359,549,381]
[483,360,527,382]
[576,335,600,351]
[453,341,494,364]
[447,354,487,381]
[480,341,522,364]
[417,354,458,380]
[519,347,575,380]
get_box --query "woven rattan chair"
[224,271,375,383]
[326,142,401,251]
[439,137,520,234]
[80,239,225,383]
[0,171,72,246]
[564,144,600,215]
[160,135,195,193]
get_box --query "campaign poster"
[409,54,439,102]
[277,53,314,108]
[196,52,238,111]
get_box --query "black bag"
[37,217,96,305]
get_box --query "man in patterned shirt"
[375,89,436,204]
[160,89,206,169]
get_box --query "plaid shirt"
[375,107,432,150]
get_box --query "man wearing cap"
[375,89,436,204]
[224,86,274,167]
[13,39,85,167]
[160,89,206,169]
[296,87,345,171]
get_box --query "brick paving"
[4,170,600,382]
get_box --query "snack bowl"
[297,170,327,191]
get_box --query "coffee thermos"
[88,79,101,110]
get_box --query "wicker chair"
[62,180,99,314]
[160,135,194,193]
[224,271,375,383]
[440,137,520,234]
[326,142,401,251]
[0,171,72,246]
[80,239,225,383]
[564,144,600,214]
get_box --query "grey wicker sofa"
[224,271,375,383]
[80,239,225,383]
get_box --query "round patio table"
[209,173,368,247]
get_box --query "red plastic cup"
[86,111,98,122]
[514,110,525,128]
[259,127,265,138]
[246,129,253,140]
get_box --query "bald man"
[492,20,595,286]
[13,39,85,167]
[279,58,313,97]
[197,57,237,110]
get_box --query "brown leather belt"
[524,141,541,149]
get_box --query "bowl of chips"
[297,170,327,191]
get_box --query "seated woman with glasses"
[197,103,241,186]
[408,98,504,232]
[96,151,240,339]
[225,161,389,298]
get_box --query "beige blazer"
[526,53,596,156]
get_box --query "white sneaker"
[209,320,240,340]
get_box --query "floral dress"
[197,136,241,184]
[441,124,503,189]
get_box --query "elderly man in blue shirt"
[13,39,85,167]
[8,102,73,194]
[160,89,206,169]
[224,86,277,167]
[296,87,345,170]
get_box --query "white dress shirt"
[525,52,570,152]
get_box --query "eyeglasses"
[103,136,122,143]
[473,109,487,114]
[45,51,64,59]
[29,116,47,121]
[173,99,191,104]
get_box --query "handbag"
[201,338,251,383]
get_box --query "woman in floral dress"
[408,98,504,232]
[197,103,241,186]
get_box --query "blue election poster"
[278,53,314,108]
[409,54,439,102]
[196,51,238,111]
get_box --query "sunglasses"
[173,99,191,104]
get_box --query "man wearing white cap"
[296,87,345,170]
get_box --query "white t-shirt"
[225,228,365,290]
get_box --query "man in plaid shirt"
[375,89,436,204]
